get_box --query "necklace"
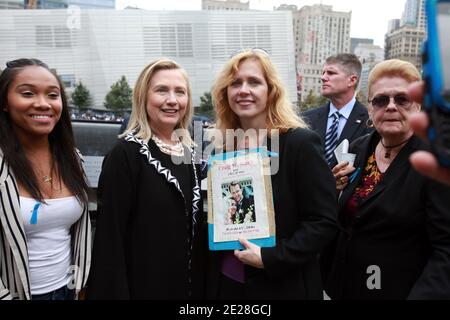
[152,135,184,157]
[42,175,52,183]
[35,167,53,183]
[380,138,410,158]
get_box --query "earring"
[366,118,374,128]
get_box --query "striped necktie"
[324,111,341,166]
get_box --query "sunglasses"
[369,94,413,109]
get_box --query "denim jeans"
[31,285,75,300]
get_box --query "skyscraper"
[385,0,426,70]
[402,0,420,26]
[350,38,374,54]
[281,4,351,101]
[401,0,426,29]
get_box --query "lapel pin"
[356,119,362,124]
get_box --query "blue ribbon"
[349,167,362,184]
[30,202,41,225]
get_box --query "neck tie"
[324,111,340,166]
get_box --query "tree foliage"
[300,90,328,112]
[356,91,368,105]
[198,91,214,119]
[104,75,132,111]
[71,81,92,110]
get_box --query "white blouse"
[20,196,83,295]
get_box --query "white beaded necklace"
[152,134,184,157]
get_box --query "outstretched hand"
[408,81,450,186]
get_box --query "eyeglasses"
[228,47,270,59]
[369,94,413,109]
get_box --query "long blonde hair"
[212,50,307,134]
[120,59,193,146]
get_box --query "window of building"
[161,25,177,57]
[256,25,271,52]
[177,23,193,57]
[60,74,76,88]
[54,26,71,48]
[226,24,241,54]
[36,25,52,47]
[242,25,256,48]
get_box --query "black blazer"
[323,132,450,299]
[302,100,373,167]
[87,135,206,300]
[207,128,338,299]
[235,195,255,224]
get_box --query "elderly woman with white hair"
[323,59,450,299]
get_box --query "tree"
[299,90,328,112]
[356,91,368,104]
[198,91,214,119]
[104,75,132,111]
[71,81,92,110]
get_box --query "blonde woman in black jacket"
[207,49,338,300]
[87,59,206,299]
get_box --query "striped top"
[0,149,91,300]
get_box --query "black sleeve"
[408,178,450,299]
[261,130,338,278]
[87,141,137,299]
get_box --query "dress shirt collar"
[328,96,356,120]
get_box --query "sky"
[116,0,407,48]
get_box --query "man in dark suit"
[229,182,255,224]
[302,53,373,168]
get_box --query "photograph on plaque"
[207,148,276,250]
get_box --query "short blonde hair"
[212,49,307,134]
[368,59,421,98]
[120,59,193,145]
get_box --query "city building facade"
[384,26,425,70]
[0,0,23,9]
[1,0,115,9]
[350,38,373,54]
[67,0,115,9]
[0,9,296,108]
[201,0,249,11]
[354,43,384,99]
[385,0,426,71]
[401,0,426,29]
[281,4,351,101]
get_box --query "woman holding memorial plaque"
[207,49,338,299]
